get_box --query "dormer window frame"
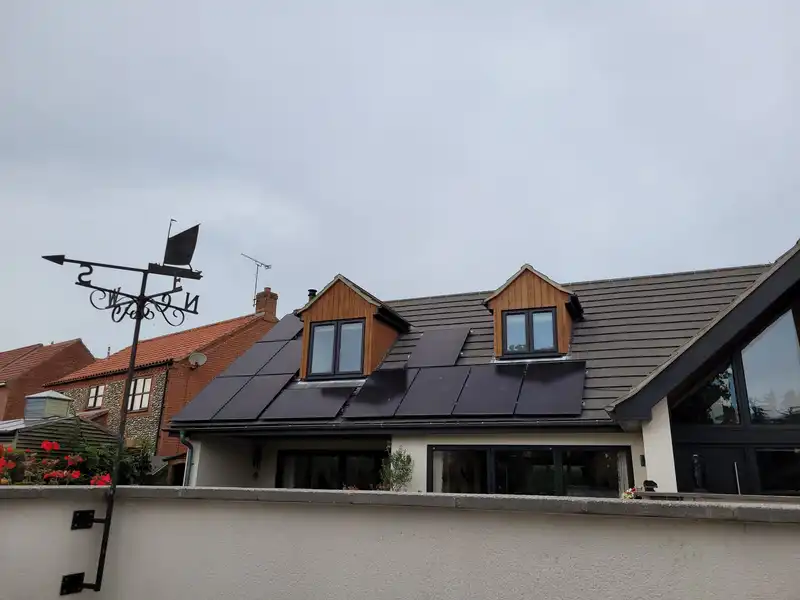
[307,318,366,379]
[500,307,559,358]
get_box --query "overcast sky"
[1,2,798,357]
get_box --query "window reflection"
[756,449,800,495]
[338,322,363,372]
[671,364,739,425]
[742,311,800,424]
[494,449,555,495]
[432,449,487,493]
[309,324,335,374]
[562,449,621,497]
[504,313,527,353]
[531,312,555,351]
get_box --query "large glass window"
[278,451,384,490]
[308,320,364,377]
[431,449,487,493]
[494,449,555,495]
[431,446,630,497]
[742,310,800,424]
[562,449,622,498]
[756,449,800,495]
[502,309,557,355]
[672,364,739,425]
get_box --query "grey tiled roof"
[382,264,767,421]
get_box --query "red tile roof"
[50,314,261,384]
[0,344,40,372]
[0,340,85,383]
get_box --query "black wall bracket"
[71,509,107,530]
[60,573,85,596]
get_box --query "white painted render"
[3,489,800,600]
[641,398,678,492]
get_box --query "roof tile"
[0,340,84,382]
[50,315,262,384]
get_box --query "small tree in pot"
[378,444,413,491]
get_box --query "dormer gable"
[484,264,583,357]
[296,275,409,379]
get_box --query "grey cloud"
[1,1,798,356]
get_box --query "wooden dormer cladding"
[485,265,581,356]
[296,275,408,379]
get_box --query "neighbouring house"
[171,240,800,498]
[0,390,117,451]
[0,339,94,421]
[48,287,280,482]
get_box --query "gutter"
[179,431,193,486]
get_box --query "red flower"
[44,470,66,480]
[0,458,6,470]
[69,471,80,480]
[41,441,54,452]
[51,441,61,451]
[91,473,112,486]
[66,455,84,466]
[5,460,15,470]
[23,449,31,453]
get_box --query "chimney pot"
[308,289,318,301]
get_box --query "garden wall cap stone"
[1,486,799,524]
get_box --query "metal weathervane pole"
[45,223,202,595]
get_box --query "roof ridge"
[111,313,257,355]
[386,290,493,304]
[565,263,770,287]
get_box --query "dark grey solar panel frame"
[212,372,295,420]
[218,341,287,377]
[171,376,251,422]
[515,361,586,417]
[257,338,302,375]
[452,364,525,416]
[394,366,470,417]
[259,314,303,343]
[259,386,355,420]
[343,369,420,418]
[406,327,470,368]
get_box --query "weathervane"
[44,222,202,595]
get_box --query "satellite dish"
[188,352,207,367]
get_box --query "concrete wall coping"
[2,486,800,524]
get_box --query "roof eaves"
[608,239,800,419]
[47,359,173,386]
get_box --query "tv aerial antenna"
[241,253,272,306]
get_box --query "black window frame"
[670,302,800,435]
[307,318,366,379]
[426,444,633,495]
[275,449,388,490]
[87,384,105,409]
[500,307,558,357]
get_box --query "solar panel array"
[174,302,587,424]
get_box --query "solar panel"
[342,369,420,418]
[258,338,302,375]
[406,327,470,368]
[515,361,586,417]
[218,341,287,377]
[452,364,525,416]
[171,376,250,422]
[259,385,355,420]
[213,373,295,420]
[260,314,303,343]
[394,366,470,417]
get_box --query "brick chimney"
[254,287,278,321]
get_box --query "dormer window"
[309,320,365,377]
[502,308,557,355]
